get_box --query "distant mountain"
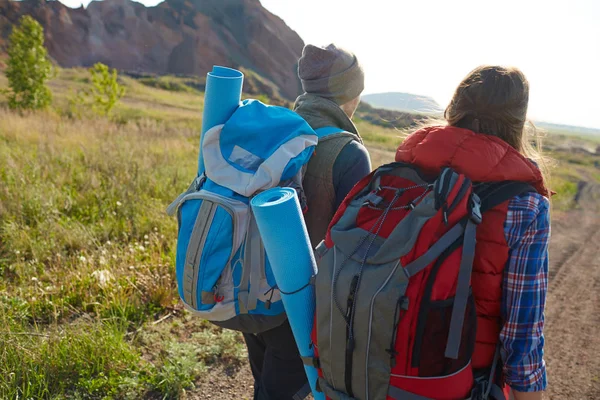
[355,101,427,130]
[0,0,304,100]
[535,122,600,137]
[361,92,443,114]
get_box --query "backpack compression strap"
[445,194,482,359]
[445,181,537,360]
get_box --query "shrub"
[5,16,53,110]
[87,63,126,116]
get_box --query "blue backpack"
[167,99,345,333]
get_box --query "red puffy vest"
[395,126,549,370]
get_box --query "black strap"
[485,344,501,398]
[278,275,316,295]
[292,382,312,400]
[475,181,537,213]
[344,275,360,397]
[434,167,453,210]
[446,177,472,216]
[317,377,357,400]
[488,383,507,400]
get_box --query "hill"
[361,92,443,114]
[536,121,600,137]
[0,0,304,100]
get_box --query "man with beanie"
[242,43,371,400]
[294,43,371,248]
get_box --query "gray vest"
[303,132,359,248]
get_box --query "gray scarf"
[293,94,363,143]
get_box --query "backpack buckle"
[194,174,206,191]
[362,191,384,207]
[470,193,482,224]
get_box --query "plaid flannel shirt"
[500,192,550,392]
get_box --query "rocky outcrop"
[0,0,304,100]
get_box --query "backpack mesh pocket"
[415,293,477,377]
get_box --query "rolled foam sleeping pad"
[250,188,324,400]
[197,66,244,176]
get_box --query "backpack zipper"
[340,192,401,398]
[344,274,360,398]
[185,200,217,309]
[386,295,407,368]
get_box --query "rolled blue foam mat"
[251,188,324,400]
[198,66,244,176]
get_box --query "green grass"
[355,118,405,151]
[548,173,580,211]
[0,105,244,398]
[1,69,401,399]
[136,75,203,94]
[0,109,193,397]
[0,67,599,398]
[541,132,600,210]
[2,319,164,399]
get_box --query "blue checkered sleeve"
[500,192,550,392]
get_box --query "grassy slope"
[0,69,404,399]
[542,132,600,210]
[1,69,599,399]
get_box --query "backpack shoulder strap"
[475,181,538,213]
[307,127,358,178]
[314,126,359,142]
[314,126,346,138]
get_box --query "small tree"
[5,16,54,110]
[86,63,125,116]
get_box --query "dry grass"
[0,109,207,398]
[1,67,598,398]
[0,72,405,397]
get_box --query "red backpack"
[306,162,535,400]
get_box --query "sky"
[58,0,600,128]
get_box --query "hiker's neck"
[340,96,360,118]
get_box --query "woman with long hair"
[394,65,550,400]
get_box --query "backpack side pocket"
[175,190,248,322]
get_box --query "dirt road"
[543,181,600,400]
[193,176,600,400]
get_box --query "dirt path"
[192,365,255,400]
[192,178,600,400]
[543,182,600,400]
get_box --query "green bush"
[87,63,126,117]
[5,16,54,110]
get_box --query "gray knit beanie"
[298,44,365,105]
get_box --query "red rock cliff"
[0,0,304,100]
